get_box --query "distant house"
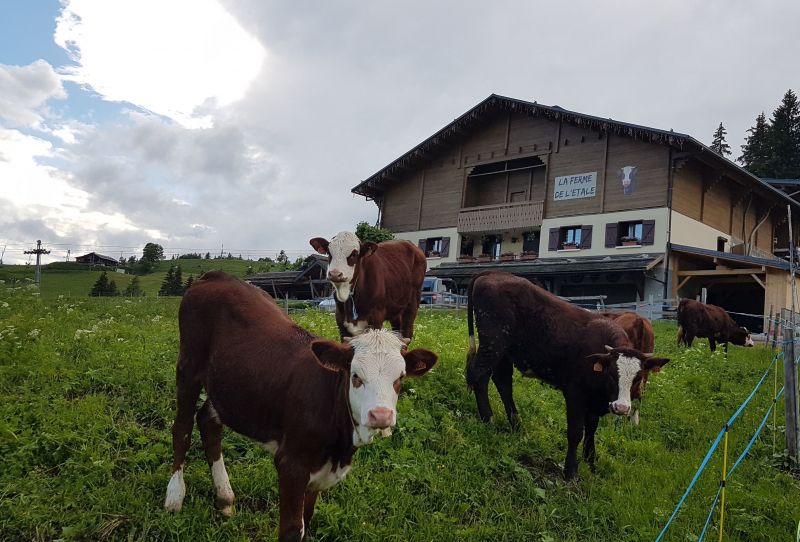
[75,252,119,267]
[246,254,331,300]
[351,94,800,331]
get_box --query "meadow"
[0,283,798,541]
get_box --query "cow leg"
[400,305,420,340]
[684,332,695,347]
[563,392,585,480]
[708,338,717,352]
[583,413,600,472]
[197,400,235,516]
[303,490,319,531]
[491,359,519,430]
[276,458,310,542]
[466,345,498,423]
[165,355,202,513]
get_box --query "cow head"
[731,326,754,347]
[311,329,437,446]
[310,232,377,302]
[587,346,669,416]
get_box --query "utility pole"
[65,249,70,262]
[24,240,50,288]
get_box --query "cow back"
[357,240,426,307]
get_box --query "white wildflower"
[27,329,40,338]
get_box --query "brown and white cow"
[309,232,427,340]
[164,271,437,541]
[465,271,669,479]
[677,298,754,353]
[600,311,656,424]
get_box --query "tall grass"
[0,285,797,541]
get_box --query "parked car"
[421,277,458,305]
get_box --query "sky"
[1,0,799,265]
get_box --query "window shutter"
[605,223,619,248]
[580,225,593,249]
[440,237,450,257]
[642,220,656,245]
[548,228,560,251]
[418,239,427,252]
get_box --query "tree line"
[712,89,800,179]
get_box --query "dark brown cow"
[677,298,754,352]
[465,271,669,479]
[310,231,427,340]
[164,271,437,541]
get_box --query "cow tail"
[676,298,685,345]
[467,274,478,356]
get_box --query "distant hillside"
[0,259,269,298]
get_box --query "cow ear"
[586,353,611,372]
[402,348,438,377]
[309,237,329,255]
[311,340,354,372]
[644,357,670,373]
[360,242,377,258]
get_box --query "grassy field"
[0,259,255,299]
[0,284,798,541]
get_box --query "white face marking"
[211,455,235,516]
[610,355,641,415]
[164,467,186,513]
[344,319,368,336]
[346,329,407,431]
[744,334,754,347]
[308,460,352,491]
[327,231,361,302]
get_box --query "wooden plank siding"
[672,163,703,221]
[703,180,732,233]
[602,135,669,213]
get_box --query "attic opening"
[464,156,546,208]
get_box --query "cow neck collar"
[347,275,359,321]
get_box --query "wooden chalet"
[74,252,119,267]
[246,254,331,300]
[352,94,800,331]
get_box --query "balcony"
[457,200,544,234]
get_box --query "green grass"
[0,285,798,541]
[0,259,255,299]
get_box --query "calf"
[677,298,754,352]
[310,232,427,339]
[164,271,437,541]
[465,271,669,479]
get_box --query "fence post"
[717,426,730,542]
[701,287,707,304]
[782,309,799,462]
[284,293,289,315]
[648,294,654,320]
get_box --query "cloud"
[54,0,267,128]
[0,60,66,128]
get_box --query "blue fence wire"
[697,485,723,542]
[654,351,785,542]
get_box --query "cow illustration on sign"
[618,166,637,195]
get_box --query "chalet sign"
[553,171,597,201]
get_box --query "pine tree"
[108,279,119,296]
[205,252,211,259]
[766,89,800,178]
[123,275,143,297]
[184,275,194,293]
[159,266,175,296]
[172,265,183,295]
[710,122,731,156]
[739,112,771,177]
[90,271,110,296]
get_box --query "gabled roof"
[351,94,800,211]
[76,252,119,264]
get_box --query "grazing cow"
[677,298,754,352]
[600,311,656,425]
[465,272,669,479]
[164,271,437,541]
[309,232,427,340]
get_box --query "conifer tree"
[172,265,183,295]
[710,122,731,156]
[766,89,800,178]
[123,275,143,297]
[90,271,110,296]
[739,112,771,176]
[159,266,175,296]
[108,279,119,296]
[184,275,194,293]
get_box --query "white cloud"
[0,60,66,128]
[54,0,267,128]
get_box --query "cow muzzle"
[366,407,395,429]
[610,401,630,416]
[327,270,347,283]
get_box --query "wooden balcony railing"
[457,200,544,234]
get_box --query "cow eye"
[393,377,402,394]
[352,374,363,388]
[346,250,358,266]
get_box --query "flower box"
[561,242,579,250]
[519,252,538,261]
[457,255,476,264]
[476,254,493,263]
[620,238,641,247]
[499,253,516,262]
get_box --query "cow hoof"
[164,471,186,513]
[220,504,234,517]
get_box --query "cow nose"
[367,407,395,428]
[610,402,630,415]
[327,270,345,282]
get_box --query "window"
[522,231,539,253]
[481,234,502,258]
[418,237,450,258]
[460,236,474,256]
[548,226,592,251]
[604,220,655,248]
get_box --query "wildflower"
[28,329,40,338]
